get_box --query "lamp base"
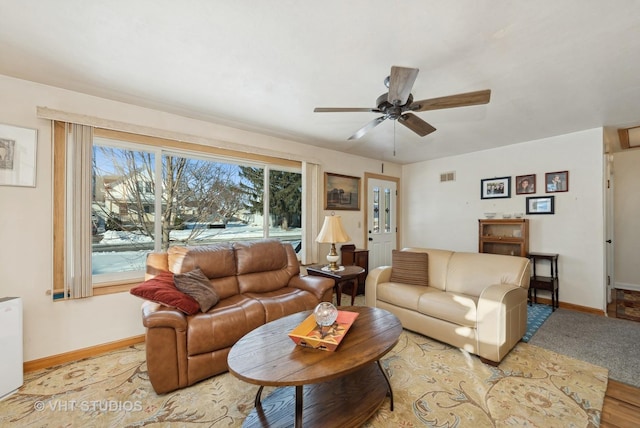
[326,243,340,271]
[322,265,345,272]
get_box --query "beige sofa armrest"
[365,266,392,307]
[476,283,528,363]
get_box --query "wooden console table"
[306,264,365,306]
[340,244,369,296]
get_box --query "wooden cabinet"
[478,219,529,257]
[340,244,369,295]
[528,252,559,310]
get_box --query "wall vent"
[440,171,456,182]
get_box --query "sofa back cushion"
[400,248,453,291]
[235,239,300,293]
[167,243,240,300]
[445,251,530,296]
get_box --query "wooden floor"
[600,296,640,427]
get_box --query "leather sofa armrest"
[288,274,335,301]
[476,283,528,363]
[141,301,188,330]
[365,266,392,307]
[141,300,189,394]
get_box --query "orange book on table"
[288,310,359,351]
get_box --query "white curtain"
[301,161,320,265]
[65,123,94,298]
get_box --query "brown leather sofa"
[366,248,530,364]
[141,239,334,394]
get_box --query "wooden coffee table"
[227,306,402,428]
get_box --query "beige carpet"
[0,329,607,427]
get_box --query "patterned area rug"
[616,288,640,321]
[0,331,607,427]
[523,303,554,342]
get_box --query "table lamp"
[315,214,351,271]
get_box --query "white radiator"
[0,297,23,400]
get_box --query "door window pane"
[372,187,380,233]
[384,187,391,233]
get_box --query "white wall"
[0,74,400,361]
[402,129,606,310]
[613,149,640,291]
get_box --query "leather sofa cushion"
[186,294,264,356]
[246,288,319,322]
[168,244,240,300]
[418,290,478,328]
[235,240,291,274]
[236,240,300,293]
[389,250,428,286]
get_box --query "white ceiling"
[1,0,640,164]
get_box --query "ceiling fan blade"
[410,89,491,112]
[387,66,419,106]
[398,113,436,137]
[314,107,380,113]
[348,116,387,140]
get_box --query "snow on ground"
[92,223,301,275]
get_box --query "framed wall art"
[515,174,536,195]
[545,171,568,193]
[480,176,511,199]
[526,196,555,215]
[0,123,37,187]
[324,172,360,210]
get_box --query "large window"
[54,123,302,298]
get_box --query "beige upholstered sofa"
[365,248,530,363]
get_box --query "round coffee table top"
[227,306,401,387]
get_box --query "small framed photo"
[0,123,38,187]
[324,172,360,210]
[526,196,555,215]
[515,174,536,195]
[545,171,569,193]
[480,176,511,199]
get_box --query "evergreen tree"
[239,167,301,229]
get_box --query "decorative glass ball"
[313,302,338,327]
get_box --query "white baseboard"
[615,282,640,292]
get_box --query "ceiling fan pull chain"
[393,120,396,157]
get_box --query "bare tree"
[94,147,245,251]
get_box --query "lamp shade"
[315,215,350,244]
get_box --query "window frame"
[53,123,302,297]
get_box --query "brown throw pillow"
[389,250,429,286]
[130,271,200,315]
[173,267,220,312]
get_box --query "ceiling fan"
[314,66,491,140]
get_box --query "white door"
[367,177,397,269]
[605,154,615,306]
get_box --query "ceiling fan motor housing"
[377,93,414,120]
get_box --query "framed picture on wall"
[480,176,511,199]
[0,123,37,187]
[526,196,555,214]
[324,172,360,210]
[545,171,569,193]
[515,174,536,194]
